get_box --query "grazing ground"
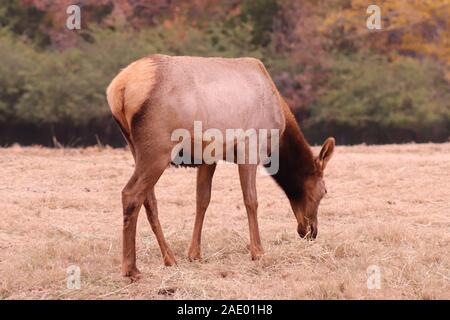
[0,143,449,300]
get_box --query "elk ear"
[318,137,335,170]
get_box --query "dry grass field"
[0,143,449,300]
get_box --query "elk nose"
[298,223,318,240]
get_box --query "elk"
[106,55,335,280]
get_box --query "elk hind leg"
[122,154,169,279]
[121,173,146,280]
[144,189,176,266]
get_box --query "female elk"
[106,55,335,280]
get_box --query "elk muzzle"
[297,220,318,240]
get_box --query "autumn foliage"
[0,0,449,145]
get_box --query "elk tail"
[106,78,135,157]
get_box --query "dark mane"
[266,104,316,200]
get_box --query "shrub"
[307,53,450,142]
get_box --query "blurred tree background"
[0,0,449,146]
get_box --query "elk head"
[290,137,335,240]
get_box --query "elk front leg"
[238,164,264,260]
[188,164,216,261]
[144,188,176,266]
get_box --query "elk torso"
[108,55,286,162]
[157,56,285,132]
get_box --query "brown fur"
[106,55,335,280]
[106,57,160,135]
[267,99,316,200]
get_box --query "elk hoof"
[187,253,202,262]
[187,247,202,262]
[250,247,265,260]
[123,266,141,282]
[163,255,177,267]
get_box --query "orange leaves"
[323,0,450,78]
